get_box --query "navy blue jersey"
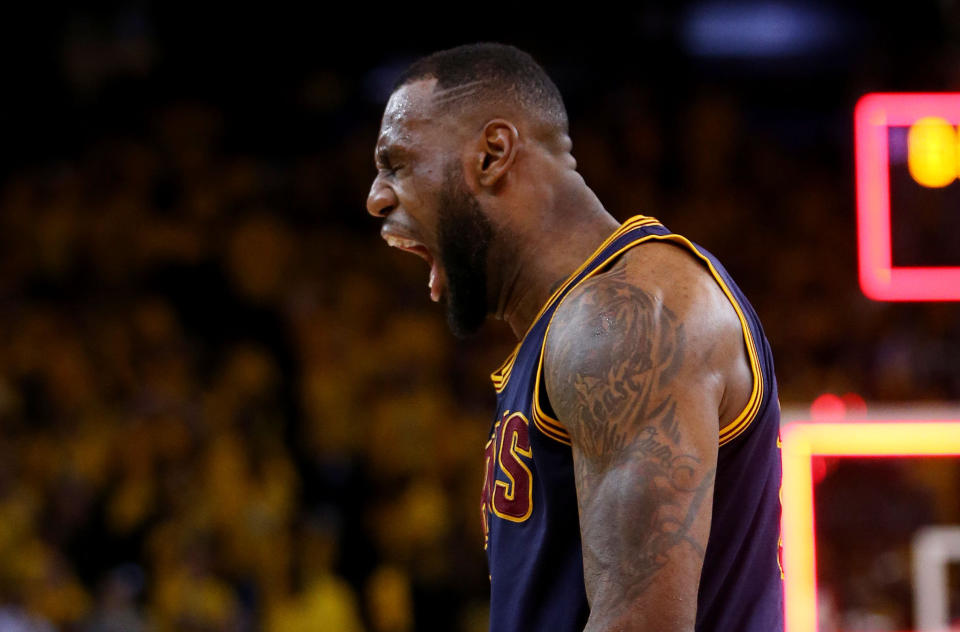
[480,216,783,632]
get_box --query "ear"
[474,119,519,189]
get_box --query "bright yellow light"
[908,116,958,188]
[782,428,817,632]
[782,421,960,632]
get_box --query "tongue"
[429,261,444,302]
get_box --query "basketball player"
[366,44,783,632]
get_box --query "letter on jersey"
[482,412,534,543]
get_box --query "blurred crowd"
[0,103,500,631]
[0,64,958,632]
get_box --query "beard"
[437,164,494,339]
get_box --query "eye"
[380,164,403,177]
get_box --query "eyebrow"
[376,146,392,168]
[375,143,403,170]
[376,142,413,173]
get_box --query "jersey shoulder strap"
[489,214,663,394]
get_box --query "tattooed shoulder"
[544,264,688,463]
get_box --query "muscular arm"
[544,263,725,631]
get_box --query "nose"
[366,176,398,218]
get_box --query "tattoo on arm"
[546,267,717,626]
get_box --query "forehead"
[377,79,440,149]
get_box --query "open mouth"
[383,233,446,302]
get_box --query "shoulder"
[545,242,741,377]
[543,242,745,433]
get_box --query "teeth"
[429,267,440,302]
[385,235,421,250]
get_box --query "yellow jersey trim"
[531,405,572,445]
[490,215,661,393]
[490,347,518,391]
[532,232,765,448]
[481,431,496,550]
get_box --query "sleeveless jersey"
[480,215,783,632]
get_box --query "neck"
[491,180,620,340]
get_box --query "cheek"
[395,163,435,209]
[404,176,426,209]
[403,172,445,226]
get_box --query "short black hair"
[392,43,568,132]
